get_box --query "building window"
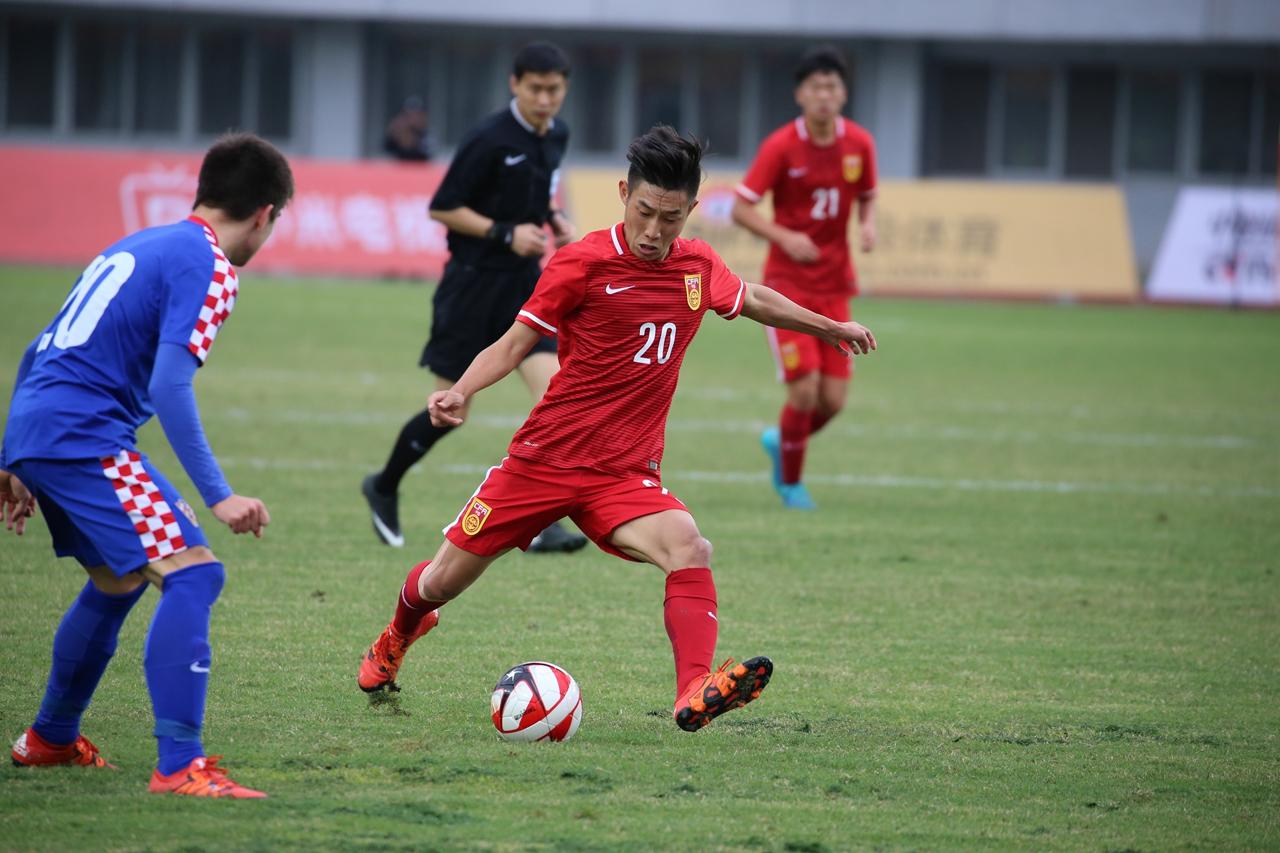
[927,62,990,174]
[1260,73,1279,175]
[760,49,799,135]
[134,24,182,133]
[636,48,684,135]
[1000,67,1052,170]
[444,41,497,146]
[568,44,619,153]
[696,50,742,158]
[198,29,246,135]
[256,29,293,140]
[1126,71,1180,172]
[74,21,127,131]
[1198,70,1253,175]
[1065,68,1116,178]
[5,17,58,128]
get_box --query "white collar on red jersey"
[795,115,846,142]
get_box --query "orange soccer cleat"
[674,656,773,732]
[148,755,267,798]
[357,610,440,693]
[11,727,115,769]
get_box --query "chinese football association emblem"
[780,341,802,371]
[461,497,492,536]
[843,154,863,183]
[684,274,702,310]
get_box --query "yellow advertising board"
[564,170,1138,302]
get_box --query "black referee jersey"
[428,98,569,271]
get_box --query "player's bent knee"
[675,535,713,569]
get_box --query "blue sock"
[33,581,146,745]
[144,561,225,776]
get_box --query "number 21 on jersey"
[810,187,840,221]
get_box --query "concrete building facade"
[2,0,1278,269]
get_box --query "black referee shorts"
[420,260,558,381]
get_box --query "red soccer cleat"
[148,755,267,798]
[673,656,773,732]
[357,610,440,693]
[11,727,115,769]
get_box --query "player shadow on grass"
[366,687,411,716]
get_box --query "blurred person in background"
[384,95,435,162]
[1,134,292,797]
[361,41,585,553]
[732,45,878,510]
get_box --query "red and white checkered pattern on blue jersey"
[101,450,187,561]
[187,223,238,364]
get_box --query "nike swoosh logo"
[190,662,211,674]
[788,167,808,177]
[604,283,636,294]
[504,154,527,166]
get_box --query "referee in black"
[362,41,586,553]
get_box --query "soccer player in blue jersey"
[0,133,293,798]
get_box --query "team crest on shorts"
[461,497,492,536]
[684,274,702,310]
[175,499,199,527]
[781,341,801,371]
[843,154,863,183]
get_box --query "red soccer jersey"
[511,223,746,477]
[736,116,877,298]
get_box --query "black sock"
[375,409,454,494]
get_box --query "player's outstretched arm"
[740,282,876,356]
[429,321,542,427]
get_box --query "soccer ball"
[490,661,582,742]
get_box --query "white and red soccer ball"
[490,661,582,742]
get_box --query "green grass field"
[1,263,1278,851]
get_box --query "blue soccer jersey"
[3,216,237,465]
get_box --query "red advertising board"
[0,146,451,278]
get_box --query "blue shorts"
[9,450,208,576]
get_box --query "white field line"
[217,457,1280,500]
[209,367,1280,425]
[219,407,1265,451]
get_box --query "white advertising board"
[1147,187,1278,306]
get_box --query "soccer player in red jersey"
[356,125,876,731]
[732,45,878,510]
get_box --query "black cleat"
[527,520,588,554]
[362,473,404,548]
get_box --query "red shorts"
[764,292,853,382]
[443,455,688,561]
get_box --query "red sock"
[779,405,813,484]
[664,567,718,702]
[392,561,446,636]
[809,409,835,435]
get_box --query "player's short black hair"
[513,41,571,79]
[193,132,294,222]
[625,125,706,200]
[794,44,848,86]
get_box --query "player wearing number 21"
[356,125,876,731]
[1,134,292,796]
[732,45,878,510]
